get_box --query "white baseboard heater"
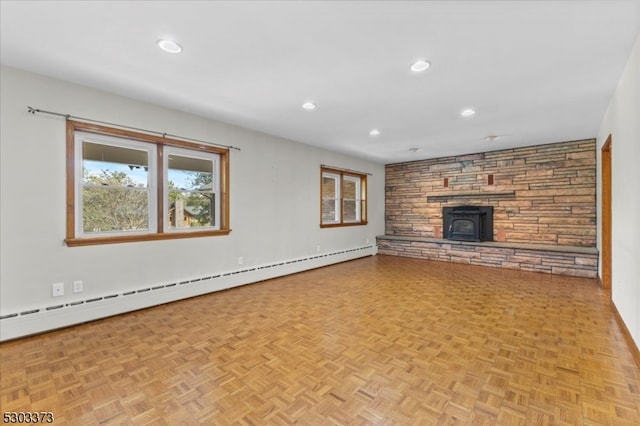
[0,245,377,342]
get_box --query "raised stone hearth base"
[376,235,598,278]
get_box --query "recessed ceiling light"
[409,147,422,152]
[369,129,381,136]
[302,102,317,110]
[157,39,182,54]
[410,60,431,72]
[484,135,503,142]
[461,108,476,117]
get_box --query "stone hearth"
[376,235,598,278]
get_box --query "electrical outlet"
[238,256,244,265]
[366,238,370,244]
[73,280,83,293]
[52,282,64,297]
[316,245,321,253]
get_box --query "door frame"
[601,135,612,289]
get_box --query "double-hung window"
[164,147,219,231]
[320,167,367,227]
[78,133,157,236]
[67,120,229,246]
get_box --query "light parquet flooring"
[1,255,638,425]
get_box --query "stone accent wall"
[380,139,598,277]
[385,139,596,247]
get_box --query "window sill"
[320,221,368,228]
[65,229,231,247]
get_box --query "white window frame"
[321,171,341,225]
[75,131,157,238]
[163,146,220,232]
[342,174,362,223]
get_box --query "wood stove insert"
[443,205,493,242]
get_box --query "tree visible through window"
[166,148,217,229]
[320,167,367,227]
[81,140,153,234]
[66,120,230,246]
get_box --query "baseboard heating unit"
[0,245,376,342]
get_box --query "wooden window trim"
[65,120,230,246]
[320,166,368,228]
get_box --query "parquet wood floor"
[1,255,638,425]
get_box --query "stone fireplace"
[377,139,599,278]
[443,206,493,242]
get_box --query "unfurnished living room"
[1,1,639,424]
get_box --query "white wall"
[597,34,640,348]
[0,66,385,340]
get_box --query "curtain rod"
[321,164,372,176]
[27,106,241,151]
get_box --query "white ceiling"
[1,1,639,164]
